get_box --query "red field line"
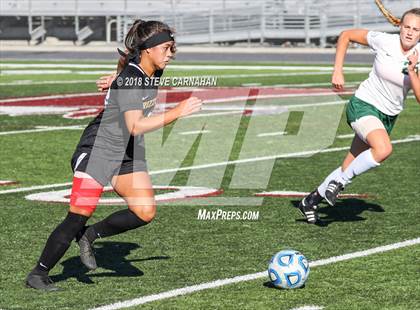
[0,87,348,107]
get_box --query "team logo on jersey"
[143,98,157,110]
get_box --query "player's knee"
[373,143,393,162]
[128,203,156,222]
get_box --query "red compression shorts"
[70,176,103,213]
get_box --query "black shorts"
[71,150,148,186]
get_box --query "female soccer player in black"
[26,20,202,291]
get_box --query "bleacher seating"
[0,0,418,45]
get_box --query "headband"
[118,31,175,64]
[139,31,175,50]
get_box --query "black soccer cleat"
[298,190,322,224]
[25,272,59,291]
[78,233,97,270]
[324,180,344,206]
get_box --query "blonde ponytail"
[374,0,401,26]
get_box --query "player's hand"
[177,97,203,117]
[407,49,419,73]
[96,73,117,92]
[332,69,345,90]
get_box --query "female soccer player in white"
[26,20,202,290]
[299,8,420,224]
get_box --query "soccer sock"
[337,149,380,185]
[84,209,149,243]
[317,167,343,198]
[32,212,89,275]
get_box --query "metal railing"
[1,0,419,45]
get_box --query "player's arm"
[332,29,369,90]
[407,50,420,104]
[124,97,203,136]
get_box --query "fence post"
[320,14,327,47]
[209,8,214,44]
[304,0,310,46]
[260,3,265,44]
[320,1,327,48]
[355,0,361,28]
[116,15,122,42]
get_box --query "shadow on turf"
[263,281,306,290]
[291,198,384,227]
[50,241,170,284]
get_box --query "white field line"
[1,70,113,75]
[179,130,211,135]
[272,81,362,88]
[0,80,363,88]
[0,80,97,86]
[0,182,72,195]
[241,83,262,87]
[0,125,84,136]
[0,63,371,71]
[257,131,287,137]
[90,237,420,310]
[0,100,345,136]
[217,72,333,79]
[0,64,116,69]
[0,92,100,104]
[1,70,73,75]
[0,99,346,136]
[0,89,348,105]
[145,135,420,175]
[199,100,345,111]
[290,306,324,310]
[336,133,355,139]
[1,135,418,196]
[0,71,357,77]
[167,65,371,72]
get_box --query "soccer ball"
[268,249,310,289]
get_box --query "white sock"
[317,167,342,198]
[337,149,380,186]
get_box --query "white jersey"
[355,31,420,116]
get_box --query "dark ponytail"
[121,19,176,68]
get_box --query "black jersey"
[75,62,162,162]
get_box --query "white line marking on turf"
[0,64,116,69]
[0,71,360,77]
[273,81,361,88]
[0,80,97,86]
[2,135,419,196]
[1,70,73,75]
[0,92,100,103]
[148,135,420,175]
[0,182,72,195]
[336,134,355,139]
[216,72,335,79]
[290,306,324,310]
[167,65,371,72]
[0,125,84,136]
[90,237,420,310]
[179,130,211,135]
[0,63,371,71]
[0,89,347,105]
[0,80,361,88]
[258,131,287,137]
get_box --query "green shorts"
[346,96,398,134]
